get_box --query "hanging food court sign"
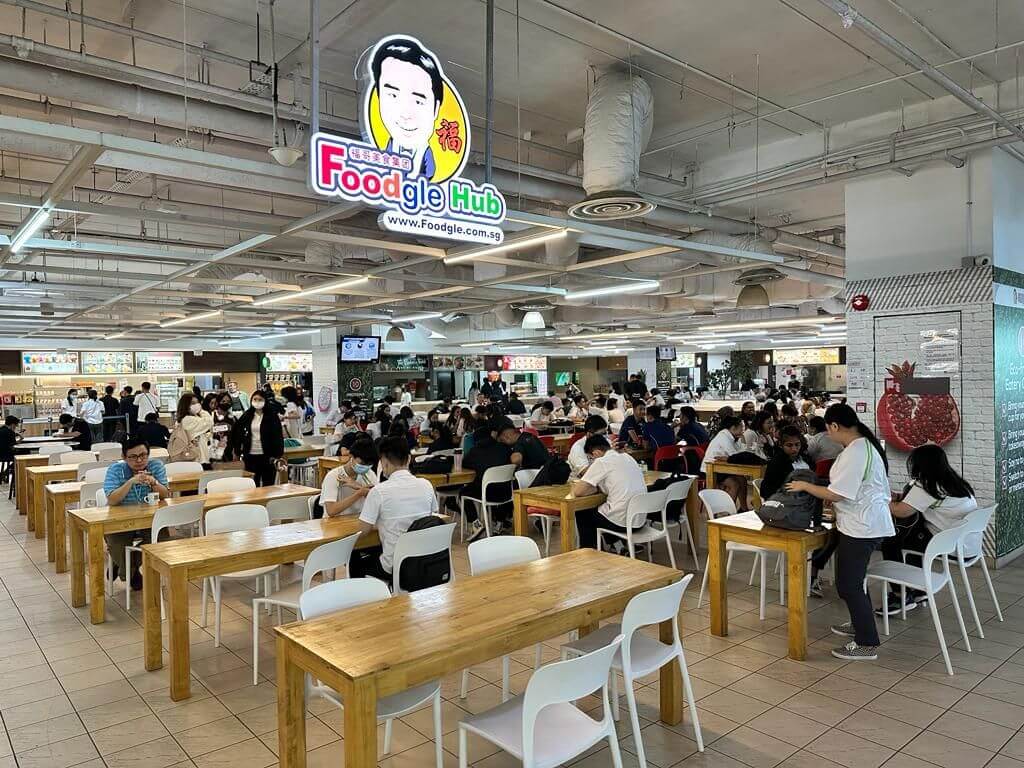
[311,35,506,245]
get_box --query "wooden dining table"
[274,548,683,768]
[704,460,766,490]
[14,453,49,520]
[27,461,95,539]
[706,511,829,660]
[143,514,377,701]
[69,483,320,625]
[512,470,674,555]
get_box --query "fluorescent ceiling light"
[502,345,530,350]
[563,280,659,301]
[10,206,52,253]
[701,317,843,332]
[769,337,829,344]
[252,276,368,307]
[104,332,126,340]
[219,328,324,345]
[159,309,222,328]
[443,229,567,265]
[390,311,443,323]
[571,330,653,341]
[461,341,497,348]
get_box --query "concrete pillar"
[311,328,339,428]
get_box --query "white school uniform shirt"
[567,437,591,477]
[701,429,739,473]
[580,450,647,527]
[359,468,438,573]
[741,429,771,459]
[61,399,79,417]
[80,399,104,425]
[321,463,378,517]
[400,391,413,407]
[827,437,895,539]
[902,483,977,536]
[134,391,159,421]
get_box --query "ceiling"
[0,0,1019,355]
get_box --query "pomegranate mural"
[876,360,960,452]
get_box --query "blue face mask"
[353,463,372,475]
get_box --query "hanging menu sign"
[262,352,313,372]
[135,351,184,373]
[774,347,841,365]
[21,351,79,374]
[82,351,134,375]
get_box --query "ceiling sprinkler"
[840,7,858,29]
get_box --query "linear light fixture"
[571,329,653,341]
[443,229,568,265]
[220,328,323,345]
[563,280,660,301]
[502,345,530,350]
[252,276,369,307]
[701,316,843,332]
[667,330,768,340]
[104,332,126,340]
[390,311,443,323]
[461,341,497,347]
[9,206,53,253]
[159,310,222,328]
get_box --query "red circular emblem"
[349,377,363,391]
[851,293,870,311]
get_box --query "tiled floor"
[2,491,1024,768]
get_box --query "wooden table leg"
[25,471,34,530]
[168,567,191,700]
[70,521,86,608]
[88,527,106,624]
[786,541,809,661]
[560,502,576,554]
[277,637,307,768]
[143,552,163,672]
[706,465,717,491]
[659,617,683,725]
[708,525,728,637]
[33,475,46,538]
[342,677,378,768]
[512,492,527,537]
[54,498,68,573]
[16,460,27,515]
[45,490,56,562]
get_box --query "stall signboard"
[135,351,184,373]
[674,352,696,367]
[262,352,313,372]
[500,355,546,371]
[377,354,429,372]
[21,351,79,374]
[311,35,506,245]
[773,347,841,365]
[82,351,134,375]
[432,354,484,370]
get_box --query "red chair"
[538,435,555,450]
[567,431,587,447]
[523,426,540,436]
[814,459,834,478]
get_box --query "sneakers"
[875,592,917,617]
[830,622,856,637]
[466,520,486,542]
[832,641,878,661]
[809,578,823,598]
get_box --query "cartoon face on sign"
[364,35,469,183]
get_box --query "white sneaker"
[809,578,823,598]
[466,520,486,542]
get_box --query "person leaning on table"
[571,433,647,550]
[103,437,170,591]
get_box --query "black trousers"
[881,512,932,595]
[575,508,640,550]
[348,545,392,584]
[836,533,882,647]
[243,454,278,486]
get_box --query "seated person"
[642,405,676,450]
[618,400,647,448]
[879,444,977,615]
[568,415,607,477]
[321,437,378,517]
[332,410,363,448]
[676,406,709,446]
[546,391,563,412]
[741,411,775,459]
[700,416,744,474]
[806,416,843,463]
[645,389,666,408]
[502,420,549,470]
[426,423,457,453]
[0,415,21,462]
[350,436,437,583]
[58,412,93,451]
[572,435,647,549]
[387,418,416,450]
[529,400,557,427]
[567,395,590,421]
[759,425,811,500]
[507,392,527,415]
[606,397,626,425]
[103,438,170,589]
[460,418,514,540]
[136,411,170,449]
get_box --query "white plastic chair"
[76,461,110,481]
[561,576,704,767]
[81,466,110,483]
[300,579,444,768]
[306,494,320,520]
[197,469,246,494]
[393,522,456,595]
[124,499,204,611]
[515,468,558,555]
[59,450,98,465]
[96,447,123,462]
[459,634,624,768]
[459,464,516,539]
[39,444,71,457]
[204,476,256,495]
[696,489,771,620]
[657,479,700,568]
[163,461,204,476]
[90,442,121,452]
[954,506,1003,636]
[460,537,542,701]
[200,504,279,646]
[866,522,972,675]
[150,447,169,459]
[266,495,311,524]
[251,532,360,684]
[597,489,677,569]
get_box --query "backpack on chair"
[397,515,452,592]
[167,423,198,463]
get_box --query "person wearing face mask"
[320,437,379,517]
[62,388,79,418]
[175,393,214,467]
[210,394,236,464]
[232,392,285,486]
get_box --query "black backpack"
[650,473,693,523]
[410,454,455,476]
[532,455,571,486]
[756,469,823,530]
[396,515,452,592]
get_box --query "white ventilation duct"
[568,69,655,221]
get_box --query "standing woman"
[279,385,303,439]
[80,389,106,444]
[177,393,214,468]
[787,403,893,662]
[62,388,80,418]
[210,393,236,465]
[232,391,284,486]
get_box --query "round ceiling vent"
[567,190,656,221]
[733,267,785,286]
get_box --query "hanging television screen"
[339,336,381,363]
[656,345,677,362]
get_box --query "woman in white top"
[320,438,379,517]
[606,397,626,426]
[61,388,79,417]
[880,444,977,615]
[787,404,893,662]
[80,389,105,443]
[176,393,215,466]
[741,411,775,459]
[700,416,744,474]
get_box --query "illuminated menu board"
[263,352,313,372]
[21,351,79,374]
[774,347,841,365]
[675,352,696,367]
[82,351,134,374]
[135,351,184,373]
[501,355,546,371]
